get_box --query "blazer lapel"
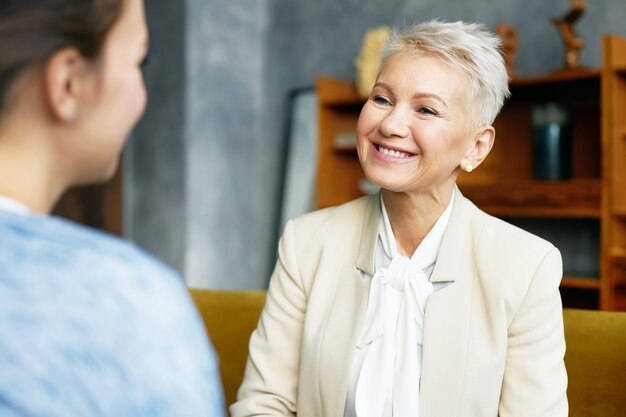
[355,193,380,276]
[317,194,380,416]
[420,188,476,417]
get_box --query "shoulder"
[459,197,562,308]
[460,196,556,260]
[275,195,375,288]
[0,210,190,321]
[0,211,176,280]
[281,195,375,262]
[287,194,374,240]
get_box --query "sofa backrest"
[563,308,626,416]
[189,289,266,413]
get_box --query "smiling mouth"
[376,144,414,159]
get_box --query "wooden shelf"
[334,145,358,153]
[610,248,626,269]
[458,180,601,218]
[614,209,626,218]
[318,76,364,106]
[510,69,600,86]
[561,276,600,290]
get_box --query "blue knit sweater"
[0,210,224,417]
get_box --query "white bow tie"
[354,253,434,417]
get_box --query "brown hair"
[0,0,125,113]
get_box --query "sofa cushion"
[564,308,626,416]
[190,289,266,412]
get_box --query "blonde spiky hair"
[381,20,511,129]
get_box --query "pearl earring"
[65,106,78,121]
[465,164,474,173]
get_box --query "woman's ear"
[44,48,85,122]
[461,126,495,171]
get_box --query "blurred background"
[69,0,625,290]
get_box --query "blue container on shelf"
[532,103,572,180]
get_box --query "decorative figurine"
[553,0,586,70]
[355,26,390,98]
[496,23,518,78]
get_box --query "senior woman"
[232,20,568,417]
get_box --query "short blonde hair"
[381,20,510,129]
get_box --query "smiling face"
[356,52,480,197]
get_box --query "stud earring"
[64,106,78,121]
[465,164,474,173]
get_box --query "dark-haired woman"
[0,1,224,415]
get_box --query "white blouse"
[344,192,455,417]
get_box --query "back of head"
[381,20,510,129]
[0,0,125,117]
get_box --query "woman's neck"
[0,130,65,214]
[381,186,454,257]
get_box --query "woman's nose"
[379,107,410,138]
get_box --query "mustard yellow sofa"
[190,289,267,410]
[190,289,626,416]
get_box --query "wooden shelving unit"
[561,277,600,290]
[316,35,626,311]
[316,77,367,210]
[600,35,626,311]
[458,180,601,219]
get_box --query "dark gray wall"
[126,0,277,289]
[125,0,626,289]
[185,0,275,288]
[266,0,626,102]
[124,0,187,275]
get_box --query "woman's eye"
[417,107,437,116]
[373,96,390,106]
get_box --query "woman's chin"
[362,174,409,194]
[73,158,120,187]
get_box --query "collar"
[357,186,466,278]
[0,195,31,215]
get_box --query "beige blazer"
[231,190,568,417]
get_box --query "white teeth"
[377,145,410,158]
